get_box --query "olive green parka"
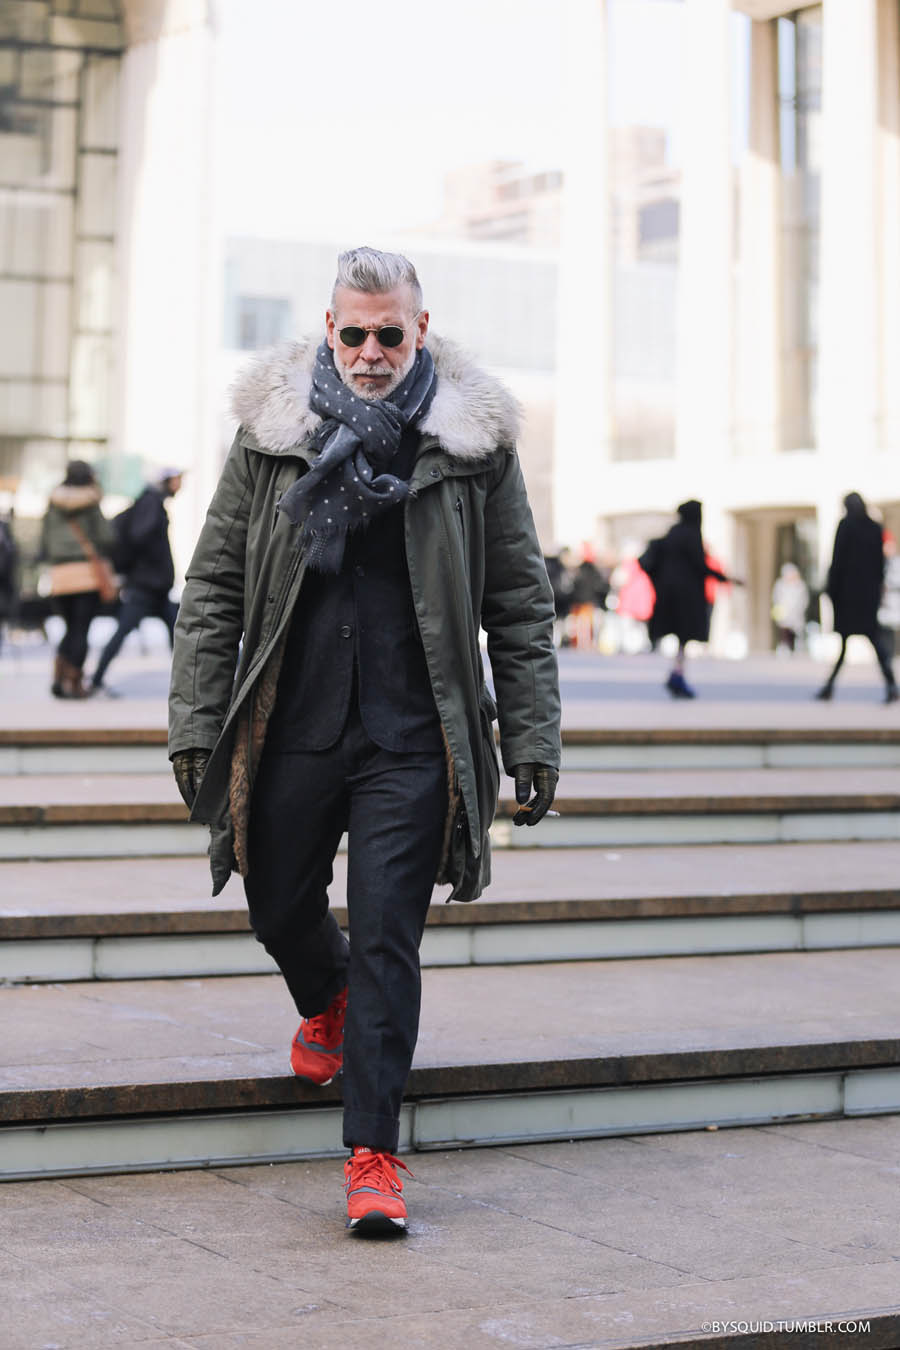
[169,333,561,900]
[41,484,113,564]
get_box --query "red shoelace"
[345,1150,413,1193]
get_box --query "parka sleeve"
[480,448,561,775]
[168,431,254,757]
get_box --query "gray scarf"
[277,340,437,573]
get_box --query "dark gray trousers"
[243,706,448,1152]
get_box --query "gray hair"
[331,246,423,313]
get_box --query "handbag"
[48,560,103,596]
[63,517,119,604]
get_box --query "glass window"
[0,280,40,376]
[0,1,122,493]
[20,46,80,101]
[77,149,115,235]
[50,16,121,50]
[69,332,110,437]
[5,190,73,274]
[778,5,822,451]
[38,279,71,379]
[0,3,49,44]
[74,239,113,329]
[81,54,118,150]
[607,0,682,460]
[236,296,293,350]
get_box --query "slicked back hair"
[331,246,423,314]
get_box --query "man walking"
[90,469,183,694]
[168,248,561,1234]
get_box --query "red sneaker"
[344,1147,412,1233]
[290,986,347,1086]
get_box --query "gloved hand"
[172,747,210,809]
[512,763,559,827]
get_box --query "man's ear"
[415,309,429,350]
[325,309,336,350]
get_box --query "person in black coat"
[816,493,897,703]
[89,468,183,695]
[643,499,730,698]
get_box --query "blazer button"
[339,624,353,639]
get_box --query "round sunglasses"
[337,315,421,349]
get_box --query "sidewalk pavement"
[4,1120,900,1348]
[3,640,900,730]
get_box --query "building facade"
[556,0,900,650]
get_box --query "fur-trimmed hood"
[231,332,521,461]
[49,484,102,513]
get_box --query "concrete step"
[2,949,899,1179]
[4,723,900,773]
[3,842,900,982]
[2,766,900,858]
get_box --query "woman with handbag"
[40,461,115,698]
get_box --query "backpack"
[110,502,138,574]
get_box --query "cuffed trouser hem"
[343,1108,401,1154]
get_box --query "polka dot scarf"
[277,340,437,573]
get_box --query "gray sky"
[218,0,688,242]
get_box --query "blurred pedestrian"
[878,532,900,657]
[771,562,809,654]
[816,493,897,703]
[642,499,734,698]
[569,547,609,649]
[544,548,575,647]
[40,460,114,698]
[89,468,183,696]
[0,511,17,653]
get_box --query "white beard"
[335,344,417,402]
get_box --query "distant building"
[556,0,900,652]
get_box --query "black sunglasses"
[337,321,416,349]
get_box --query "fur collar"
[49,484,102,512]
[231,332,520,460]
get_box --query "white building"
[3,0,898,652]
[556,0,900,649]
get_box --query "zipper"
[454,496,465,544]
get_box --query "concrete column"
[877,0,900,456]
[735,19,780,458]
[674,0,733,477]
[553,0,610,551]
[115,0,219,578]
[818,0,879,513]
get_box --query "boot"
[65,660,90,699]
[56,656,90,699]
[50,654,67,699]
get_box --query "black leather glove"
[512,763,559,827]
[172,748,210,809]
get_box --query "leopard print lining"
[229,632,287,877]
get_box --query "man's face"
[326,285,428,401]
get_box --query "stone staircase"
[2,718,900,1188]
